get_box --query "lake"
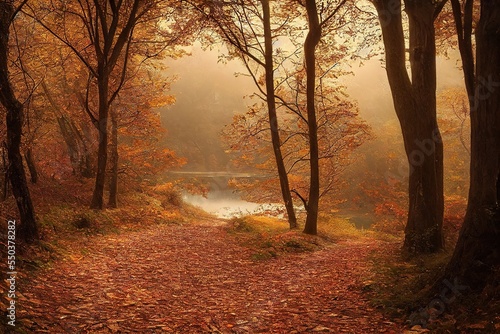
[169,171,289,219]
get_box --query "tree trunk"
[374,0,444,254]
[262,0,297,229]
[2,143,9,200]
[86,1,140,209]
[497,171,500,202]
[24,148,38,184]
[403,0,444,254]
[108,108,118,208]
[79,120,95,178]
[303,0,322,235]
[90,71,109,210]
[444,0,500,290]
[0,0,39,243]
[56,115,81,173]
[451,0,475,99]
[42,80,95,178]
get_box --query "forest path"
[19,220,404,333]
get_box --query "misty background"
[158,45,468,218]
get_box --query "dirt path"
[19,220,403,333]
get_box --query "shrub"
[72,215,92,229]
[153,182,183,208]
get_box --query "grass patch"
[225,213,382,261]
[40,206,115,236]
[227,217,257,233]
[231,216,290,233]
[317,215,368,241]
[251,250,278,261]
[226,215,324,260]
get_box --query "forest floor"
[14,217,406,333]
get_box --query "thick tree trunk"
[303,0,322,235]
[403,0,444,253]
[374,0,444,254]
[262,0,297,229]
[445,0,500,290]
[108,108,118,208]
[24,148,38,184]
[0,0,39,242]
[90,72,109,210]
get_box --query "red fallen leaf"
[56,306,72,314]
[107,323,120,332]
[312,325,331,332]
[467,322,487,329]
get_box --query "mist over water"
[182,191,286,219]
[168,171,288,219]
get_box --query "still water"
[175,172,369,228]
[169,171,287,219]
[182,190,287,219]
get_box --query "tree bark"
[0,0,39,242]
[24,148,38,184]
[373,0,444,254]
[445,0,500,290]
[451,0,475,98]
[87,0,140,209]
[262,0,297,229]
[108,107,118,208]
[302,0,322,235]
[1,144,8,200]
[90,69,109,210]
[78,120,95,178]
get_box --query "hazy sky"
[165,45,465,131]
[344,53,464,126]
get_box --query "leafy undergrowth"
[364,244,451,318]
[46,181,208,243]
[225,216,323,261]
[317,215,375,242]
[364,242,500,333]
[224,214,372,261]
